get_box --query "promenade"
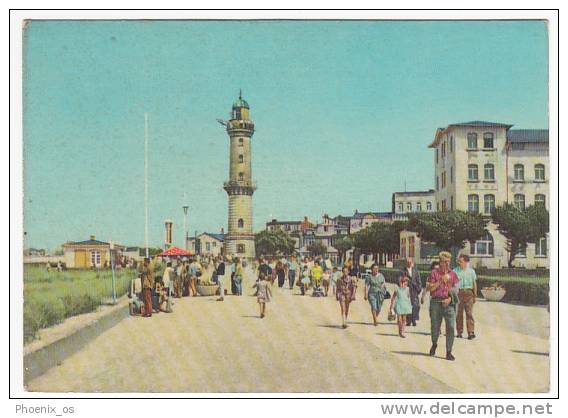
[26,268,549,393]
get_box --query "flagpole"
[145,112,149,258]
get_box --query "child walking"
[253,274,272,318]
[390,276,413,338]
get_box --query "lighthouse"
[221,91,256,260]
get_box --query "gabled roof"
[507,129,549,143]
[64,239,109,246]
[201,232,225,241]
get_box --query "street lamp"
[110,241,117,304]
[183,204,189,250]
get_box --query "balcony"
[223,180,257,195]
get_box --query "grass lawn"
[24,265,136,344]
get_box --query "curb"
[24,300,130,387]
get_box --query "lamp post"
[183,204,189,250]
[110,241,117,304]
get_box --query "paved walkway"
[26,268,549,393]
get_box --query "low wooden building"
[63,235,123,269]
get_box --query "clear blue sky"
[23,20,548,251]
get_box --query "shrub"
[379,268,549,305]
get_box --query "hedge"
[379,268,549,306]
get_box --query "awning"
[158,247,194,257]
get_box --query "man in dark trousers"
[140,258,154,317]
[398,257,422,326]
[215,256,226,301]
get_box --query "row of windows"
[467,193,546,213]
[436,167,454,190]
[467,132,495,150]
[397,201,433,212]
[468,163,495,181]
[469,233,547,257]
[513,164,546,181]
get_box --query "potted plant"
[481,282,506,302]
[196,275,219,296]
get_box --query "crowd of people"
[128,251,479,361]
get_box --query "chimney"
[221,227,224,235]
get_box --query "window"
[467,133,478,149]
[484,163,495,181]
[238,218,244,228]
[416,202,422,212]
[238,154,244,163]
[206,242,211,251]
[535,194,546,206]
[468,194,479,213]
[483,132,494,149]
[409,237,415,258]
[441,142,446,158]
[237,244,245,253]
[468,164,479,181]
[450,136,454,153]
[238,172,244,181]
[535,237,547,257]
[426,201,432,211]
[470,231,494,256]
[441,171,446,188]
[406,202,412,212]
[441,199,447,211]
[484,194,495,214]
[535,164,545,181]
[213,242,217,247]
[90,250,101,266]
[398,202,403,212]
[517,244,527,257]
[401,238,407,258]
[450,196,454,210]
[436,202,439,211]
[450,166,453,184]
[238,138,244,146]
[514,194,525,210]
[514,164,524,181]
[436,176,439,191]
[435,149,438,163]
[511,142,525,151]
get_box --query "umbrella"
[158,247,194,257]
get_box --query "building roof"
[506,129,549,143]
[64,239,109,246]
[450,121,513,128]
[429,121,513,148]
[201,232,225,241]
[267,219,302,225]
[393,190,435,197]
[352,211,393,220]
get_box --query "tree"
[492,203,549,267]
[254,230,296,257]
[306,241,328,257]
[333,236,353,265]
[407,211,488,264]
[352,221,408,264]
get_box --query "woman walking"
[364,264,387,326]
[336,266,357,329]
[252,274,272,318]
[390,276,413,338]
[300,265,311,295]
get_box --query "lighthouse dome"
[232,91,249,109]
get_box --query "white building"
[392,190,435,216]
[409,121,549,269]
[188,232,225,258]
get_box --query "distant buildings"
[188,232,225,258]
[392,190,435,215]
[62,235,124,269]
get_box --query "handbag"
[384,290,391,299]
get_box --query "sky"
[22,20,549,251]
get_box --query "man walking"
[426,251,459,360]
[455,254,477,340]
[287,256,298,290]
[398,257,422,326]
[216,256,226,301]
[140,258,154,317]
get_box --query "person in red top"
[426,251,459,361]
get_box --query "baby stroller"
[312,284,325,297]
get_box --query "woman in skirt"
[336,266,357,329]
[253,273,272,318]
